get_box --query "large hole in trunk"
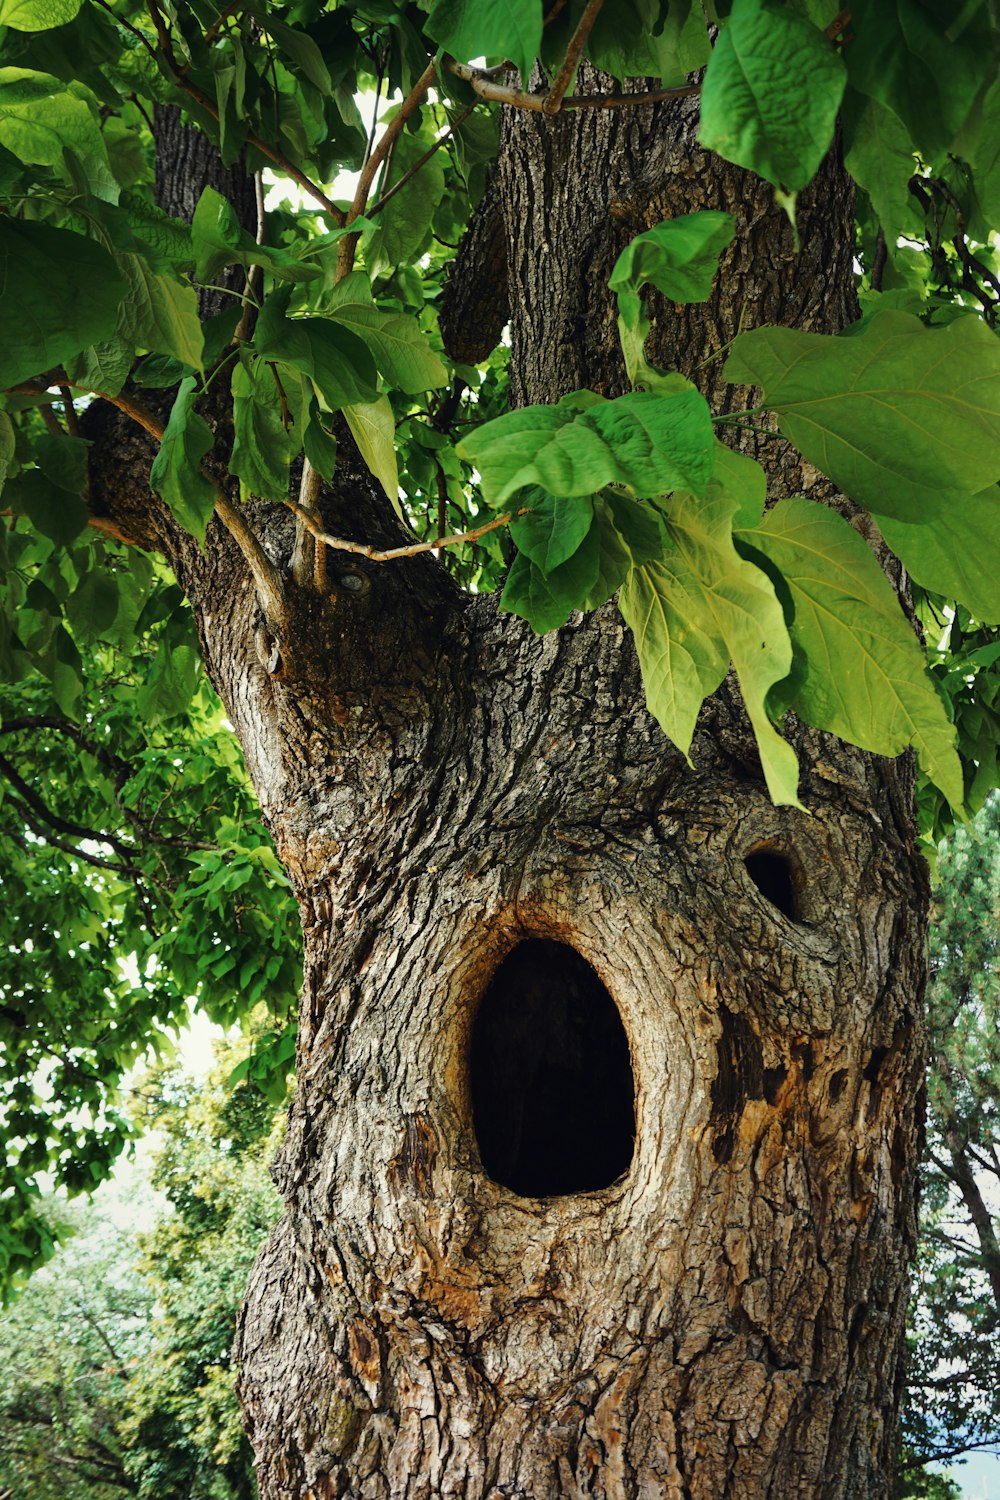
[469,939,635,1197]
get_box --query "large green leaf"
[953,69,1000,242]
[846,0,995,159]
[255,288,379,412]
[324,272,447,394]
[619,486,800,805]
[458,388,715,507]
[725,311,1000,520]
[582,491,671,609]
[740,497,963,808]
[148,377,217,544]
[0,219,125,387]
[509,490,595,574]
[425,0,541,88]
[343,397,399,508]
[0,68,116,200]
[364,125,446,271]
[231,353,306,501]
[115,254,204,371]
[878,492,1000,624]
[842,90,919,246]
[501,529,602,633]
[0,0,81,27]
[63,337,133,398]
[699,0,846,191]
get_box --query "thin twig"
[337,58,438,277]
[435,465,447,540]
[445,59,699,112]
[291,457,320,586]
[58,385,79,437]
[38,402,63,438]
[203,0,246,47]
[544,0,604,114]
[285,498,530,562]
[361,53,387,175]
[367,104,476,218]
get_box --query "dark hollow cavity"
[470,939,635,1197]
[745,848,799,920]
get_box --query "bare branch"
[337,58,439,277]
[284,497,529,562]
[544,0,604,114]
[446,59,700,113]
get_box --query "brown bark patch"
[388,1113,439,1200]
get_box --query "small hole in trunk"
[745,845,800,920]
[470,939,635,1197]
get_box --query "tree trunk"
[135,81,928,1500]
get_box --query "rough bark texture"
[117,73,928,1500]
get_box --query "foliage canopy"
[1,0,999,1299]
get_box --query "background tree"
[0,1036,283,1499]
[896,796,1000,1493]
[2,2,1000,1497]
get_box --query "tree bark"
[125,79,928,1500]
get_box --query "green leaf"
[846,0,995,159]
[842,91,919,247]
[425,0,542,89]
[255,287,379,411]
[458,388,715,508]
[324,273,447,394]
[582,490,672,609]
[0,219,126,387]
[501,527,602,633]
[710,441,767,528]
[509,490,595,573]
[611,212,735,384]
[611,211,736,314]
[302,402,337,481]
[343,397,399,508]
[115,254,204,371]
[878,492,1000,624]
[363,125,446,270]
[148,377,217,543]
[952,69,1000,242]
[0,68,117,201]
[255,13,331,94]
[725,311,1000,522]
[191,186,320,286]
[64,561,119,641]
[63,337,133,397]
[0,0,81,28]
[0,410,15,499]
[35,432,88,493]
[619,485,800,806]
[741,497,964,809]
[7,466,87,545]
[699,0,846,191]
[231,353,306,501]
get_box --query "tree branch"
[337,58,438,277]
[284,499,529,562]
[544,0,604,114]
[446,59,700,113]
[367,103,477,220]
